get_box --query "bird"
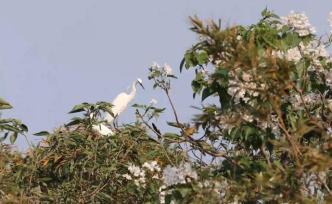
[93,78,144,136]
[103,78,144,124]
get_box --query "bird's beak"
[138,81,145,90]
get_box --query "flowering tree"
[1,9,332,203]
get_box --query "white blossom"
[162,163,198,187]
[285,47,302,63]
[149,98,158,105]
[127,164,146,187]
[143,161,161,172]
[128,164,143,177]
[281,11,316,36]
[151,62,162,69]
[163,64,173,75]
[243,114,254,123]
[122,173,132,180]
[299,41,330,64]
[227,71,260,104]
[273,40,330,68]
[159,185,167,204]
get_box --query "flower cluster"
[149,98,158,105]
[158,163,198,204]
[148,62,175,90]
[150,62,173,76]
[300,41,330,72]
[285,47,302,63]
[289,92,321,111]
[122,161,162,187]
[272,49,301,63]
[273,40,330,70]
[162,162,198,187]
[300,172,326,200]
[227,70,263,104]
[281,11,316,36]
[257,113,280,136]
[142,160,161,173]
[123,164,146,187]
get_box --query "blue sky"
[1,0,331,150]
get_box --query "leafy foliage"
[0,98,28,144]
[1,9,332,203]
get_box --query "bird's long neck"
[128,81,137,99]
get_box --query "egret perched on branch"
[93,78,144,136]
[103,78,144,124]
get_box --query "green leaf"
[180,58,185,73]
[65,118,83,127]
[1,124,19,132]
[20,124,28,132]
[261,7,268,18]
[215,68,228,78]
[40,177,53,182]
[167,122,184,128]
[10,132,18,144]
[163,133,181,141]
[69,103,89,113]
[202,87,215,101]
[33,131,50,136]
[197,50,209,65]
[244,126,256,138]
[191,80,203,94]
[0,97,13,110]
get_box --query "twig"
[260,145,271,167]
[276,110,301,164]
[135,110,175,165]
[165,89,181,126]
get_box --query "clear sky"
[1,0,331,150]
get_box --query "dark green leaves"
[0,98,27,143]
[196,50,209,65]
[182,50,209,71]
[69,103,90,113]
[65,117,83,127]
[261,7,279,20]
[34,131,50,136]
[66,101,114,129]
[201,87,215,101]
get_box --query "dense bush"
[1,10,332,203]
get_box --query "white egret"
[92,78,144,136]
[103,78,144,124]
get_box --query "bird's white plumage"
[103,78,144,124]
[92,123,114,136]
[93,78,144,136]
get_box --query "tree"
[1,9,332,203]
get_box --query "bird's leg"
[112,115,119,130]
